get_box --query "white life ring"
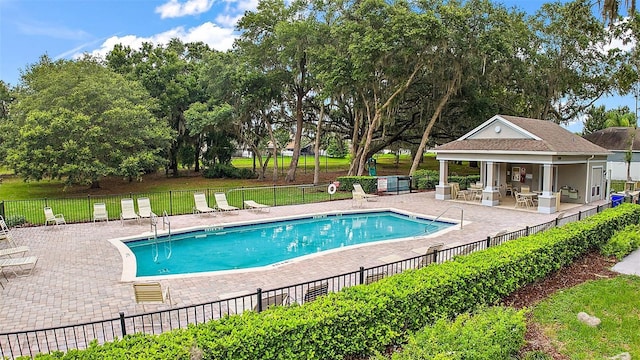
[327,183,337,195]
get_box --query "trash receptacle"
[611,194,624,207]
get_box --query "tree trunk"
[313,103,325,186]
[286,53,308,183]
[409,67,460,176]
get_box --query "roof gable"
[436,114,610,154]
[583,127,640,151]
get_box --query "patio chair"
[44,207,66,226]
[0,246,30,258]
[353,184,378,201]
[514,192,530,209]
[193,192,216,215]
[244,200,270,213]
[0,256,38,277]
[133,282,173,312]
[303,282,329,303]
[214,193,239,214]
[449,182,460,199]
[93,203,109,223]
[253,292,290,312]
[418,242,444,268]
[365,271,387,284]
[137,197,156,219]
[120,198,140,225]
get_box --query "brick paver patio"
[0,191,605,333]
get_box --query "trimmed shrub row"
[335,176,377,193]
[413,169,480,190]
[383,307,526,360]
[28,203,640,360]
[600,224,640,260]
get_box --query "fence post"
[302,187,305,204]
[119,312,127,336]
[597,205,600,213]
[256,288,263,313]
[359,266,365,285]
[486,236,491,249]
[525,226,529,236]
[578,210,582,220]
[169,191,173,215]
[273,186,277,207]
[433,249,438,263]
[87,195,92,222]
[241,188,245,209]
[555,216,559,227]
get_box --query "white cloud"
[215,13,242,28]
[77,22,237,60]
[156,0,215,19]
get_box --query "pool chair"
[137,197,156,219]
[303,282,329,303]
[93,203,109,223]
[0,256,38,277]
[0,245,30,258]
[365,271,387,284]
[253,292,290,312]
[44,206,66,226]
[133,282,173,312]
[214,193,239,214]
[243,200,270,213]
[193,192,216,215]
[352,184,378,201]
[418,242,444,268]
[120,198,140,225]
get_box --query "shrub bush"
[387,307,526,360]
[5,214,26,227]
[413,170,480,190]
[336,176,377,193]
[202,163,256,179]
[29,204,640,360]
[600,224,640,260]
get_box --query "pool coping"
[109,207,468,282]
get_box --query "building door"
[591,166,604,201]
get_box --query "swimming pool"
[114,209,457,279]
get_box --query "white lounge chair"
[244,200,270,213]
[133,282,173,312]
[120,198,140,225]
[353,184,378,201]
[137,197,156,218]
[0,246,29,258]
[0,256,38,277]
[93,203,109,223]
[44,207,66,226]
[193,192,216,215]
[214,193,239,214]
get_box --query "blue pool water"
[126,211,454,276]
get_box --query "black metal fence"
[0,202,613,359]
[0,177,416,226]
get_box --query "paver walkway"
[0,191,607,333]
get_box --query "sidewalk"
[611,249,640,276]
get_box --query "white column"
[435,160,451,200]
[537,163,556,214]
[542,164,552,196]
[482,162,499,206]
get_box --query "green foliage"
[413,170,480,190]
[533,276,640,359]
[521,351,553,360]
[336,176,377,192]
[4,214,26,227]
[2,57,173,187]
[325,136,348,158]
[600,224,640,260]
[202,164,256,179]
[29,204,640,359]
[390,307,526,360]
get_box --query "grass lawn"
[0,153,479,201]
[533,275,640,358]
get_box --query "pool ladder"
[150,211,172,263]
[425,206,464,234]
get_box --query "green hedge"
[386,307,526,360]
[336,176,377,193]
[600,224,640,260]
[27,204,640,360]
[413,170,480,190]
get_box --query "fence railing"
[0,202,613,359]
[0,178,416,226]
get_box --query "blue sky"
[0,0,636,132]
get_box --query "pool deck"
[0,191,607,333]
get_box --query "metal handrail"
[426,205,464,233]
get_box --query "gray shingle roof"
[583,127,640,151]
[436,115,610,154]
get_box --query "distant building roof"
[583,127,640,152]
